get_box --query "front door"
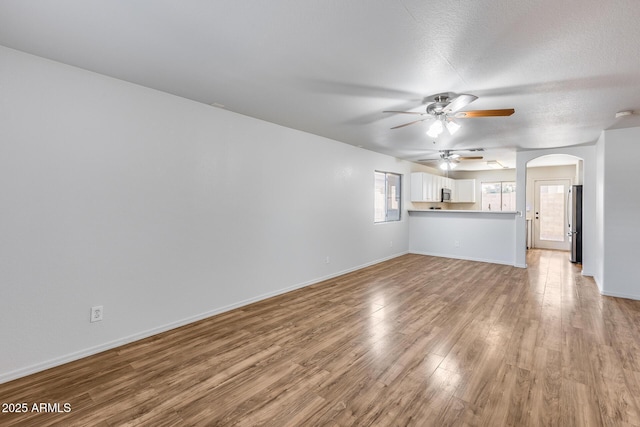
[533,179,571,250]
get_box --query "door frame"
[533,179,572,250]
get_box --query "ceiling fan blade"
[417,158,439,162]
[454,109,515,118]
[390,119,428,129]
[383,110,427,115]
[458,156,484,160]
[442,94,478,114]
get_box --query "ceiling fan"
[418,149,484,170]
[384,93,514,137]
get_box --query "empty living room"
[2,1,640,426]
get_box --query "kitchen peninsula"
[408,209,520,266]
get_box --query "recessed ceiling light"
[487,160,505,169]
[615,110,634,118]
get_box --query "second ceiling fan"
[384,93,514,137]
[418,149,484,170]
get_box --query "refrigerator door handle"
[566,188,571,228]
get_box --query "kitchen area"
[408,171,520,266]
[407,158,582,267]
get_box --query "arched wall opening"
[525,154,583,252]
[515,146,596,275]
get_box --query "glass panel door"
[533,179,571,250]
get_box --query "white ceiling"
[2,1,640,170]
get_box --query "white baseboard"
[590,273,603,293]
[0,251,408,385]
[409,250,517,267]
[600,290,640,301]
[585,273,640,301]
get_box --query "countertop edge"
[408,209,519,214]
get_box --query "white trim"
[591,273,603,293]
[0,251,408,385]
[600,290,640,301]
[409,250,516,267]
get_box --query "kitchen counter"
[408,209,519,214]
[408,209,518,266]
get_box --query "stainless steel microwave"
[441,188,452,202]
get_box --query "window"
[374,171,401,222]
[481,181,516,211]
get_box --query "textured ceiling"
[2,1,640,169]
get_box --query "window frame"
[374,171,402,223]
[481,181,516,212]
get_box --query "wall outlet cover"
[90,305,103,323]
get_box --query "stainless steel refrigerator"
[568,185,583,263]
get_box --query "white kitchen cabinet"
[411,173,470,203]
[410,172,440,202]
[432,175,443,200]
[410,173,421,202]
[442,177,453,191]
[411,173,427,202]
[452,179,476,203]
[412,174,475,203]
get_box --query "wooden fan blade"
[383,110,427,115]
[455,109,515,118]
[442,94,478,114]
[390,119,427,129]
[458,156,483,160]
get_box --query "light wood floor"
[2,250,640,426]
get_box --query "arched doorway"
[525,154,583,253]
[514,146,594,271]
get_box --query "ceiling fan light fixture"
[487,160,505,169]
[427,120,443,138]
[385,94,514,130]
[445,120,461,135]
[439,160,457,170]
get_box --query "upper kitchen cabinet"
[411,172,439,202]
[452,179,476,203]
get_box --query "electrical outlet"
[90,305,103,323]
[325,256,330,264]
[454,240,460,248]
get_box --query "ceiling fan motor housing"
[426,95,450,115]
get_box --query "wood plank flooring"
[2,250,640,426]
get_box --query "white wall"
[0,46,429,382]
[409,211,517,266]
[598,127,640,299]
